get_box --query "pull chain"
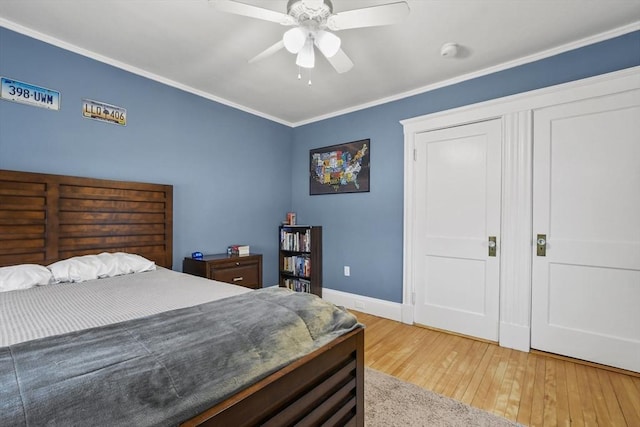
[296,67,312,87]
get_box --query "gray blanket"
[0,288,360,426]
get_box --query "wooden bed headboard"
[0,170,173,269]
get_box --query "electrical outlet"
[344,266,350,276]
[355,300,365,309]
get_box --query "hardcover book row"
[280,228,312,252]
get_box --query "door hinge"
[411,291,416,305]
[413,148,417,161]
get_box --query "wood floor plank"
[460,344,497,406]
[516,353,539,426]
[410,332,449,388]
[564,362,585,427]
[586,365,614,426]
[370,325,425,374]
[553,360,571,427]
[353,311,640,427]
[423,335,466,392]
[609,372,640,426]
[503,350,529,422]
[483,348,512,415]
[470,345,504,411]
[627,375,640,422]
[529,357,546,426]
[393,332,445,385]
[450,340,489,401]
[363,317,399,359]
[575,364,597,425]
[490,348,519,417]
[437,338,477,397]
[596,369,627,427]
[542,358,558,427]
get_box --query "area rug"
[364,368,521,427]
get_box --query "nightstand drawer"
[211,265,260,289]
[211,258,259,270]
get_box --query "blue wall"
[291,31,640,302]
[0,27,292,284]
[1,26,638,301]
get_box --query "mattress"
[0,267,251,346]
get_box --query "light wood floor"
[354,311,640,427]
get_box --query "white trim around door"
[402,66,640,353]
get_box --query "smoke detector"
[440,43,459,58]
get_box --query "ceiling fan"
[210,0,410,74]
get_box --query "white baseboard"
[499,322,531,352]
[401,304,414,324]
[322,288,404,323]
[323,289,531,352]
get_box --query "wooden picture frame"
[309,139,370,195]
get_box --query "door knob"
[488,236,497,257]
[536,234,547,256]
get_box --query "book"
[228,244,250,255]
[286,212,296,225]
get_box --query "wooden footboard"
[182,327,365,427]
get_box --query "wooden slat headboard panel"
[0,170,173,268]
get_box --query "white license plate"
[1,77,60,110]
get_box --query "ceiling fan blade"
[327,1,410,31]
[325,48,354,74]
[314,30,341,58]
[210,0,296,25]
[248,40,285,63]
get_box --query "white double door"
[531,89,640,372]
[413,119,502,341]
[411,86,640,372]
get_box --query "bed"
[0,169,364,426]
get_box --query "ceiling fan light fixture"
[283,27,307,53]
[296,38,315,68]
[314,30,341,58]
[214,0,409,75]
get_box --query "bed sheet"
[0,267,251,346]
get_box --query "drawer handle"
[236,262,240,266]
[233,277,243,282]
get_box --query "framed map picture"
[310,139,370,195]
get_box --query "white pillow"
[111,252,156,274]
[48,254,108,283]
[0,264,53,292]
[95,252,121,277]
[47,252,156,283]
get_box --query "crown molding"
[2,17,638,128]
[292,21,640,127]
[0,18,293,127]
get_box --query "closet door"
[413,119,502,341]
[531,89,640,372]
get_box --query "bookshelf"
[279,225,322,297]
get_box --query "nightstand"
[182,253,262,289]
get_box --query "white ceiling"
[1,0,639,126]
